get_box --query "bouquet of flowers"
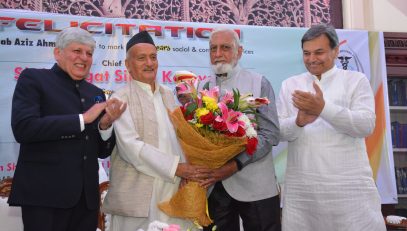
[158,71,270,226]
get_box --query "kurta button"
[76,84,79,88]
[85,135,89,140]
[83,155,87,160]
[81,98,85,103]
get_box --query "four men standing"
[9,23,386,231]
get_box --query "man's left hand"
[198,160,238,189]
[99,98,127,130]
[292,81,325,116]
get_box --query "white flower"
[238,114,257,138]
[188,118,198,124]
[246,126,257,138]
[238,114,251,128]
[147,221,169,231]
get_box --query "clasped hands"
[292,81,325,127]
[83,98,127,130]
[176,160,238,189]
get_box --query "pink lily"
[221,90,234,105]
[216,102,244,133]
[200,86,219,101]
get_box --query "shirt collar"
[51,63,85,85]
[133,80,158,96]
[308,65,338,81]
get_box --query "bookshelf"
[383,32,407,218]
[390,104,407,150]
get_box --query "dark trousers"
[204,182,281,231]
[21,190,98,231]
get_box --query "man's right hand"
[198,160,238,189]
[292,81,325,116]
[295,109,318,127]
[99,98,127,130]
[83,102,107,124]
[176,163,212,182]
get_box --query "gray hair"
[301,24,338,49]
[209,28,241,52]
[55,27,96,50]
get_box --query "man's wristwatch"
[235,159,243,171]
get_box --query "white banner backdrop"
[0,9,396,203]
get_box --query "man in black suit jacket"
[8,27,126,231]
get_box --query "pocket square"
[94,95,104,103]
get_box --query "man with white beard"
[199,28,281,231]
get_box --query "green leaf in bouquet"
[232,89,240,110]
[241,108,256,115]
[226,102,234,109]
[202,81,210,90]
[186,102,198,116]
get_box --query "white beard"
[211,62,234,74]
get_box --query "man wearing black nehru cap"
[102,30,210,230]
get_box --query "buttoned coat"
[8,64,115,210]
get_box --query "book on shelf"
[391,121,407,148]
[396,167,403,194]
[395,167,407,195]
[403,167,407,195]
[388,79,407,106]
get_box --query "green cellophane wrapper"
[158,107,246,226]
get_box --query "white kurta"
[110,81,192,230]
[277,66,386,231]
